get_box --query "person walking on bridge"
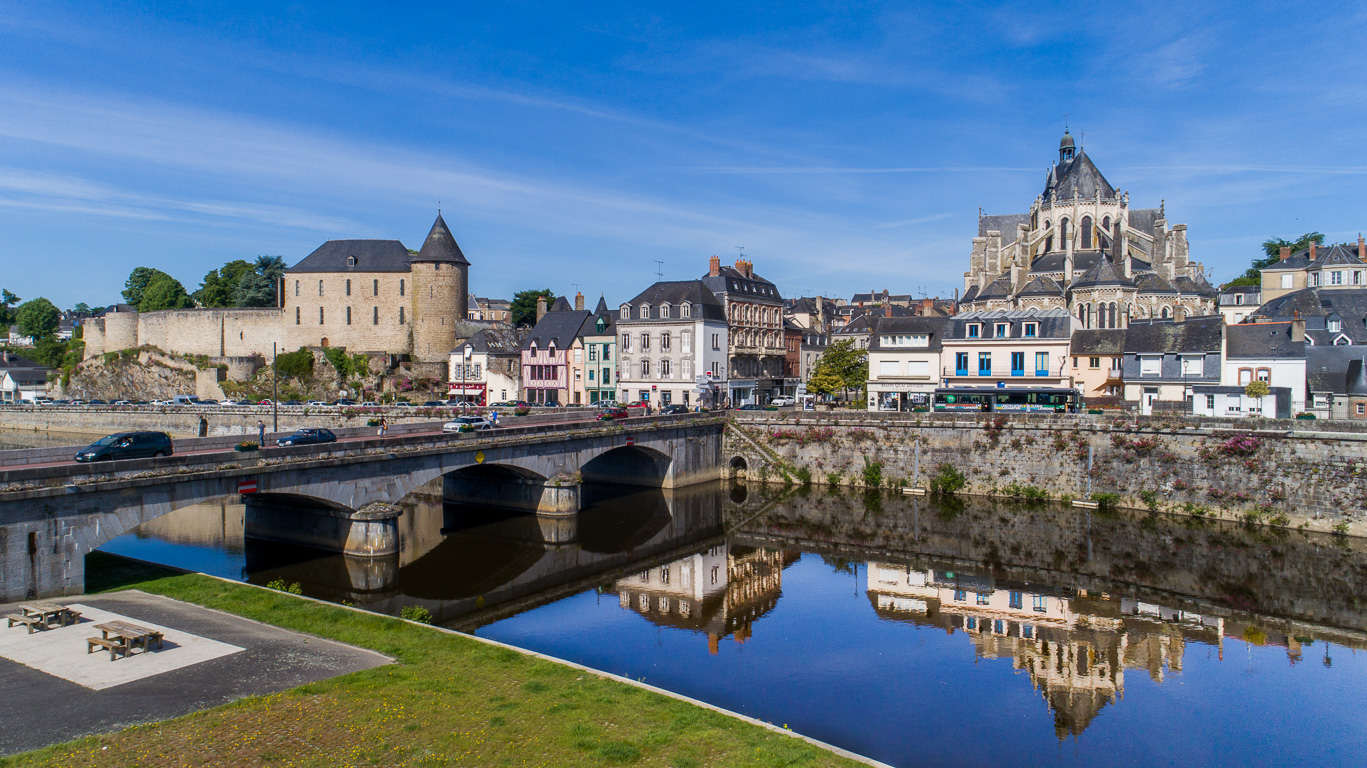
[378,416,388,437]
[257,419,266,446]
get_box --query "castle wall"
[410,261,463,365]
[137,308,286,358]
[104,310,139,353]
[282,271,413,354]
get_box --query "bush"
[1333,521,1350,536]
[860,456,884,488]
[929,463,967,496]
[1091,492,1121,513]
[793,466,812,486]
[265,580,302,594]
[275,347,315,380]
[1138,490,1160,511]
[826,472,842,487]
[400,605,433,624]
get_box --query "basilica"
[960,131,1217,327]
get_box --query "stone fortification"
[59,350,244,402]
[725,412,1367,535]
[84,307,285,361]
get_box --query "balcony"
[1011,368,1024,377]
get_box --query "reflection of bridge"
[0,416,724,601]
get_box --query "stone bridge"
[0,415,725,601]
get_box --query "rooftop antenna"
[735,246,746,259]
[437,199,441,214]
[654,261,664,281]
[571,282,582,294]
[1064,112,1068,132]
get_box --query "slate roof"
[1174,273,1218,296]
[976,276,1015,300]
[1253,287,1367,320]
[412,214,470,266]
[1123,316,1223,353]
[1043,150,1116,203]
[1069,329,1127,355]
[1134,272,1178,294]
[1071,256,1129,289]
[701,265,782,301]
[525,307,591,350]
[868,316,952,352]
[960,285,980,304]
[1262,243,1365,271]
[977,213,1032,238]
[622,280,727,322]
[462,327,528,355]
[288,239,413,273]
[1017,275,1064,297]
[833,314,873,336]
[950,308,1073,340]
[1224,322,1305,360]
[1307,346,1367,393]
[549,296,573,313]
[585,296,616,336]
[1126,208,1162,235]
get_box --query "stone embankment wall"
[724,412,1367,536]
[59,349,261,402]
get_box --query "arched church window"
[1109,303,1117,328]
[1161,306,1171,319]
[1102,216,1111,232]
[1060,218,1070,245]
[1081,217,1093,249]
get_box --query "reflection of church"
[866,562,1224,738]
[612,544,795,654]
[961,132,1217,326]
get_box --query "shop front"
[446,382,487,405]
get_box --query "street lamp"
[461,343,473,407]
[1182,358,1191,413]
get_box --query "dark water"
[99,482,1367,767]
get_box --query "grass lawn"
[3,552,864,768]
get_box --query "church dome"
[1060,131,1075,150]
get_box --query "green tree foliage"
[16,297,60,340]
[194,260,256,308]
[31,336,82,370]
[275,347,315,380]
[510,289,555,327]
[138,273,195,312]
[122,267,170,307]
[0,289,19,330]
[322,347,371,379]
[809,339,868,400]
[72,302,91,314]
[1224,232,1326,288]
[235,255,287,307]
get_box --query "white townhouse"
[616,280,730,409]
[866,316,952,411]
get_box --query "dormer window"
[1024,323,1037,338]
[967,324,981,338]
[995,323,1009,338]
[1329,318,1342,332]
[620,304,630,319]
[529,342,538,355]
[347,255,356,267]
[681,303,691,318]
[639,304,650,319]
[660,303,671,319]
[1235,294,1244,305]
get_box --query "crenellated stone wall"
[725,412,1367,536]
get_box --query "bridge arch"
[581,445,673,487]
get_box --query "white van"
[171,395,202,406]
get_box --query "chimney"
[1310,241,1317,261]
[1280,245,1291,262]
[574,292,584,311]
[536,296,547,322]
[1291,318,1305,342]
[815,295,825,329]
[883,303,891,318]
[1359,235,1365,261]
[708,255,721,277]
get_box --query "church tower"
[410,213,470,370]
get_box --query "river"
[97,480,1367,767]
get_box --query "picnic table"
[87,621,164,661]
[5,601,82,633]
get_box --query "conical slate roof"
[1017,275,1065,297]
[413,214,470,265]
[1043,150,1115,203]
[549,295,573,312]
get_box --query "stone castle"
[961,131,1217,327]
[83,214,471,379]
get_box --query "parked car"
[736,403,762,410]
[112,400,132,406]
[88,399,107,405]
[257,399,274,406]
[276,428,338,446]
[442,416,495,433]
[623,401,650,416]
[361,401,379,407]
[197,399,218,406]
[283,400,303,406]
[334,399,357,406]
[74,431,174,462]
[769,396,796,407]
[422,400,445,407]
[306,400,328,406]
[597,406,629,420]
[171,395,201,406]
[391,401,412,407]
[660,404,690,415]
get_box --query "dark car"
[660,404,690,415]
[334,399,357,406]
[736,403,763,411]
[422,400,445,407]
[597,406,629,420]
[276,428,338,446]
[74,431,174,462]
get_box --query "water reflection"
[100,483,1367,767]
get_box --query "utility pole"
[272,342,279,433]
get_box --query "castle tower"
[410,213,470,367]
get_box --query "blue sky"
[2,1,1365,309]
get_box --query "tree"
[194,260,255,307]
[805,366,843,398]
[0,289,18,329]
[811,339,868,401]
[122,267,171,307]
[233,271,276,307]
[511,289,555,327]
[1224,232,1326,288]
[138,273,195,312]
[72,302,91,314]
[1245,379,1271,415]
[15,298,60,341]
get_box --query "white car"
[443,416,495,433]
[769,396,796,407]
[149,399,172,406]
[306,400,328,407]
[113,400,132,406]
[220,399,244,406]
[361,401,379,407]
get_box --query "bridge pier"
[444,473,580,515]
[244,497,400,557]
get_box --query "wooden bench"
[87,636,128,662]
[5,613,45,633]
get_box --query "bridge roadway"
[0,413,725,602]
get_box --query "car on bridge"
[769,396,796,407]
[735,403,763,411]
[74,431,174,462]
[660,404,690,415]
[276,428,338,446]
[442,416,495,433]
[596,406,629,420]
[623,401,650,416]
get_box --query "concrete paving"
[0,590,392,756]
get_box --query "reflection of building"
[612,544,795,653]
[866,562,1224,738]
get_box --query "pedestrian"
[378,416,388,437]
[489,409,499,428]
[257,419,266,445]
